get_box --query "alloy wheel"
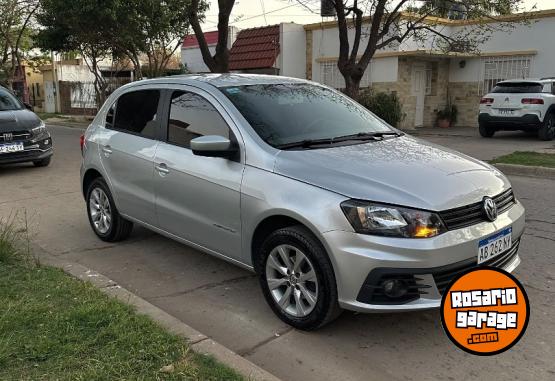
[89,188,112,234]
[265,244,319,317]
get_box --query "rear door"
[153,87,244,260]
[99,88,162,225]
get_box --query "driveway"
[1,125,554,381]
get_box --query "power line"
[259,0,268,25]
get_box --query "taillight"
[80,134,85,154]
[480,98,494,104]
[521,98,544,104]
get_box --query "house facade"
[305,9,555,128]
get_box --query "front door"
[412,64,426,127]
[154,88,244,260]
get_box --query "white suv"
[478,79,555,140]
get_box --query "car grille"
[439,188,516,230]
[0,130,32,142]
[433,239,520,295]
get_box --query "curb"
[37,247,281,381]
[493,163,555,180]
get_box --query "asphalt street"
[1,125,553,381]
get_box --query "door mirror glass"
[190,135,236,158]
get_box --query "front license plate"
[478,227,512,264]
[498,109,514,116]
[0,143,24,154]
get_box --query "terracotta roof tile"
[229,25,280,70]
[182,31,219,48]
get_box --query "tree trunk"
[344,75,362,100]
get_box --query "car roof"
[496,78,551,84]
[129,73,309,89]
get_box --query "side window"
[113,90,160,139]
[167,91,230,148]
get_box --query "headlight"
[31,121,47,136]
[340,200,446,238]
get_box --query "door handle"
[155,163,169,175]
[101,145,113,156]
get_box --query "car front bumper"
[0,137,53,165]
[323,200,525,313]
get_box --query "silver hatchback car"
[81,74,525,330]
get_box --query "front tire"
[256,225,342,330]
[538,113,555,141]
[479,123,495,138]
[86,177,133,242]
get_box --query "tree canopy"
[36,0,200,101]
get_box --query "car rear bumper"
[479,113,542,129]
[323,201,525,313]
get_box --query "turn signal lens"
[414,226,440,238]
[80,134,85,154]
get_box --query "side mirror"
[190,135,237,158]
[23,102,34,111]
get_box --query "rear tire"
[256,225,342,330]
[538,113,555,141]
[479,123,495,138]
[86,177,133,242]
[33,157,51,167]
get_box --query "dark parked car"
[0,85,52,167]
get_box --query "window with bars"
[479,56,534,95]
[319,61,372,89]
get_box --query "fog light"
[382,279,408,298]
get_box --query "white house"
[305,9,555,128]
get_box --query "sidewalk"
[401,126,479,138]
[41,114,92,129]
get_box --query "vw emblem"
[482,197,498,222]
[2,133,13,141]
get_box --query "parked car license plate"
[0,142,24,154]
[498,109,514,116]
[478,227,512,264]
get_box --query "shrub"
[436,103,458,124]
[358,89,406,127]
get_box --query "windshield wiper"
[276,131,403,150]
[276,138,337,150]
[334,131,404,142]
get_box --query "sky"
[200,0,555,30]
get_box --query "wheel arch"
[249,211,338,276]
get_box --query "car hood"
[273,135,510,211]
[0,109,41,132]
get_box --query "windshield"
[492,82,543,94]
[0,88,23,111]
[220,83,393,147]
